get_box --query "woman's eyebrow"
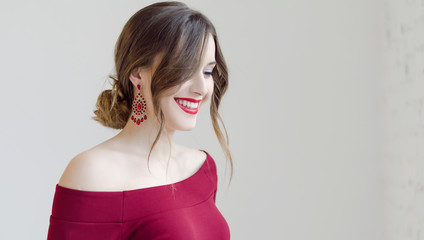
[207,61,216,66]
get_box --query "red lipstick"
[174,97,201,115]
[174,97,201,103]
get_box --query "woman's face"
[160,33,216,132]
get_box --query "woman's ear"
[129,67,145,87]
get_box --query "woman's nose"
[191,72,208,97]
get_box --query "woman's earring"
[131,84,147,125]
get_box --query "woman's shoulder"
[176,144,208,163]
[57,143,213,192]
[176,145,216,174]
[57,145,122,191]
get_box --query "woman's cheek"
[208,79,214,97]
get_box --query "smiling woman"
[158,34,216,131]
[47,1,232,240]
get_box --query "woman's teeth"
[176,99,199,109]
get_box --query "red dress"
[47,151,230,240]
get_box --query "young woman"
[47,2,233,239]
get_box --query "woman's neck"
[112,117,176,162]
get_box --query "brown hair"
[92,1,233,182]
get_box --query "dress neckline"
[56,149,210,194]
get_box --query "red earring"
[131,84,147,125]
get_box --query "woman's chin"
[178,124,196,131]
[165,121,197,132]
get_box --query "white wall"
[0,0,391,239]
[380,0,424,239]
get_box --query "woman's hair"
[92,1,233,181]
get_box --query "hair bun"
[92,82,131,129]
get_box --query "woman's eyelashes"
[204,67,215,77]
[204,71,213,77]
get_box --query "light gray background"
[1,0,422,239]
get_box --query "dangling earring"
[131,84,147,125]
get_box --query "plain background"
[0,0,401,239]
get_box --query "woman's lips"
[174,97,201,115]
[175,97,201,103]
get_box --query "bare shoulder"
[176,144,208,166]
[58,147,120,191]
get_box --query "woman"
[47,1,233,239]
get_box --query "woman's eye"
[204,72,213,77]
